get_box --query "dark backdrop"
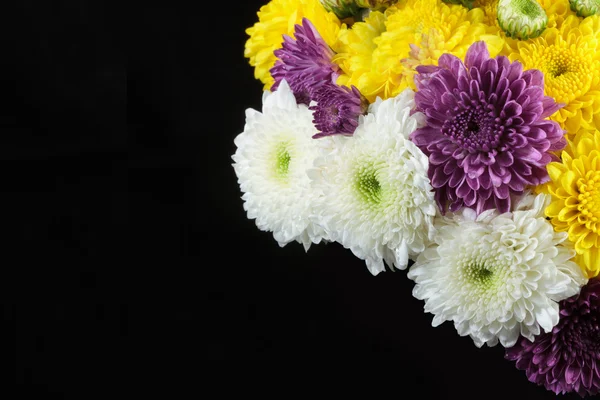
[4,1,582,399]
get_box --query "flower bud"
[354,0,398,10]
[441,0,474,9]
[568,0,600,17]
[497,0,548,40]
[320,0,398,19]
[320,0,361,19]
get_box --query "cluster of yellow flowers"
[244,0,600,278]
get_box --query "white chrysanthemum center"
[272,141,293,181]
[354,163,383,205]
[462,259,495,287]
[348,150,420,221]
[454,243,512,295]
[440,234,517,312]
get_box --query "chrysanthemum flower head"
[271,18,341,104]
[506,278,599,397]
[332,0,505,102]
[245,0,343,89]
[509,15,600,135]
[310,83,369,137]
[232,80,328,250]
[545,130,600,278]
[309,89,436,275]
[497,0,548,40]
[410,41,565,215]
[408,193,588,348]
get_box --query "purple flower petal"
[270,18,340,104]
[506,279,600,397]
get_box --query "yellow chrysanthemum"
[333,0,504,102]
[333,10,387,95]
[244,0,343,89]
[509,15,600,136]
[473,0,499,28]
[545,130,600,278]
[536,0,578,29]
[472,0,578,55]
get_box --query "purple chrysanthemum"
[310,82,368,138]
[270,18,340,105]
[410,41,566,214]
[506,278,600,397]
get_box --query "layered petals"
[411,41,565,215]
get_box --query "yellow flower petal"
[546,199,565,217]
[547,162,566,182]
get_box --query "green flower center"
[274,143,291,180]
[514,0,539,15]
[465,263,494,286]
[355,166,382,204]
[455,246,511,292]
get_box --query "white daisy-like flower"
[309,89,437,275]
[232,80,327,251]
[407,193,588,348]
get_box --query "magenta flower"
[310,83,368,138]
[506,279,600,397]
[410,41,565,214]
[270,18,340,105]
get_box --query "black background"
[4,1,584,399]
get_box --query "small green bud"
[568,0,600,17]
[497,0,548,40]
[442,0,474,9]
[320,0,362,19]
[320,0,398,19]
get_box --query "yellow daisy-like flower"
[333,10,387,95]
[545,130,600,278]
[536,0,578,29]
[473,0,499,28]
[244,0,343,89]
[509,15,600,136]
[473,0,578,56]
[333,0,504,102]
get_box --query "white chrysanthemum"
[407,193,588,348]
[232,80,327,250]
[309,89,436,275]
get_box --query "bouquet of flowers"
[232,0,600,396]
